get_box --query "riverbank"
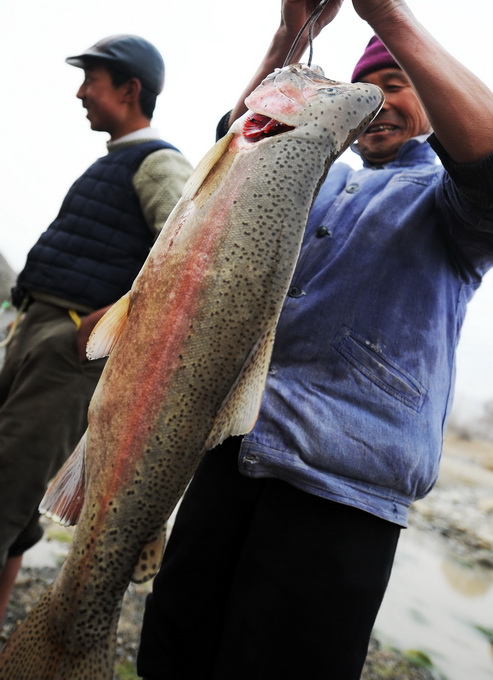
[411,433,493,568]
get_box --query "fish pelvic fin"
[205,327,276,451]
[86,292,131,360]
[181,132,234,201]
[39,431,87,526]
[131,525,167,584]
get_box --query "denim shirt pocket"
[332,326,427,412]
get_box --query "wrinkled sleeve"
[133,149,194,237]
[428,133,493,211]
[428,134,493,279]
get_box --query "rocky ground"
[410,434,493,570]
[0,254,15,303]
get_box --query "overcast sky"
[1,0,492,411]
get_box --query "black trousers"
[137,438,401,680]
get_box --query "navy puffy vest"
[16,140,178,310]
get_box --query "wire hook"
[283,0,331,68]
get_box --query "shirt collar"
[351,134,435,168]
[107,126,161,151]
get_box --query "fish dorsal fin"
[86,292,131,360]
[205,327,275,451]
[39,431,87,526]
[131,526,167,584]
[181,132,234,201]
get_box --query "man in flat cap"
[0,34,192,622]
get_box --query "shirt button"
[287,286,305,298]
[316,226,332,238]
[346,183,359,194]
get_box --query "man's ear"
[122,77,142,103]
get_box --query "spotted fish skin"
[0,64,383,679]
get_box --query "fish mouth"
[243,113,295,143]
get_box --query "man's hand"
[280,0,344,41]
[228,0,344,124]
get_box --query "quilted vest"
[16,140,178,310]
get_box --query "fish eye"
[322,87,337,96]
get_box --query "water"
[375,526,493,680]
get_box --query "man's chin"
[356,139,402,164]
[89,122,105,132]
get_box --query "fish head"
[239,63,384,159]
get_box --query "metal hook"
[283,0,331,68]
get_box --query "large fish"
[0,64,383,679]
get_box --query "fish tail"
[0,586,116,680]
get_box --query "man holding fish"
[137,0,493,678]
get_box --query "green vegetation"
[115,660,139,680]
[45,525,74,544]
[475,625,493,644]
[404,649,434,668]
[362,639,440,679]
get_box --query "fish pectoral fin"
[86,292,131,360]
[132,527,167,584]
[205,327,276,451]
[39,431,87,527]
[181,132,234,201]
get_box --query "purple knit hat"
[351,35,399,83]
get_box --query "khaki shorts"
[0,302,106,566]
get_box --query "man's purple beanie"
[351,35,399,83]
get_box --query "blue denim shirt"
[239,135,493,526]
